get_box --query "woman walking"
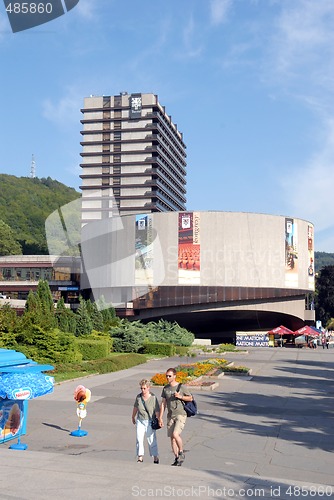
[132,379,160,463]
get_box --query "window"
[103,96,110,108]
[114,121,121,130]
[114,96,122,107]
[113,155,121,163]
[114,144,121,153]
[114,131,121,141]
[114,109,121,119]
[102,178,110,186]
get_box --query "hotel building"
[80,93,187,223]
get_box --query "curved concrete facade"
[81,211,315,335]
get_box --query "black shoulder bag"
[141,395,161,430]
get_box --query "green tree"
[0,303,19,348]
[23,281,56,330]
[0,219,22,255]
[36,279,54,315]
[75,296,93,336]
[315,266,334,326]
[86,300,104,332]
[95,295,118,330]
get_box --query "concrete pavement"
[1,347,334,499]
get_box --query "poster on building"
[285,218,298,287]
[135,214,153,285]
[307,224,315,290]
[178,212,200,284]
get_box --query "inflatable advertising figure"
[70,385,91,437]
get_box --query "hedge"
[75,338,110,360]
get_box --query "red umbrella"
[268,325,294,336]
[294,326,320,336]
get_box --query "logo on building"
[129,94,142,119]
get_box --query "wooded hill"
[0,174,80,254]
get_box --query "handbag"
[177,384,197,417]
[151,416,161,430]
[141,395,161,430]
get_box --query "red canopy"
[294,326,320,336]
[268,325,294,336]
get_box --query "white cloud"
[265,0,334,248]
[267,0,334,102]
[210,0,232,26]
[281,118,334,232]
[75,0,97,20]
[42,88,82,126]
[0,13,9,37]
[181,15,203,59]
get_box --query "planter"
[184,380,219,391]
[222,369,252,376]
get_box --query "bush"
[174,346,191,356]
[75,338,110,360]
[111,320,146,353]
[13,326,82,364]
[53,353,146,377]
[141,342,176,356]
[144,319,195,346]
[216,343,238,352]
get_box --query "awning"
[268,325,294,336]
[294,325,321,336]
[0,367,54,400]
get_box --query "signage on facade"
[236,333,269,347]
[129,94,142,119]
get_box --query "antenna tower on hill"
[30,154,36,178]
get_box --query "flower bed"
[151,358,250,386]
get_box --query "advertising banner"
[0,399,26,444]
[236,333,269,347]
[135,214,153,286]
[307,224,315,290]
[285,218,298,287]
[178,212,200,284]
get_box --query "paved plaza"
[1,347,334,499]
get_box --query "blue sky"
[0,0,333,251]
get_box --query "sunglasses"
[166,374,173,378]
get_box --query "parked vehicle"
[295,335,309,348]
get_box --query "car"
[0,294,7,299]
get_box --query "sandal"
[137,456,143,463]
